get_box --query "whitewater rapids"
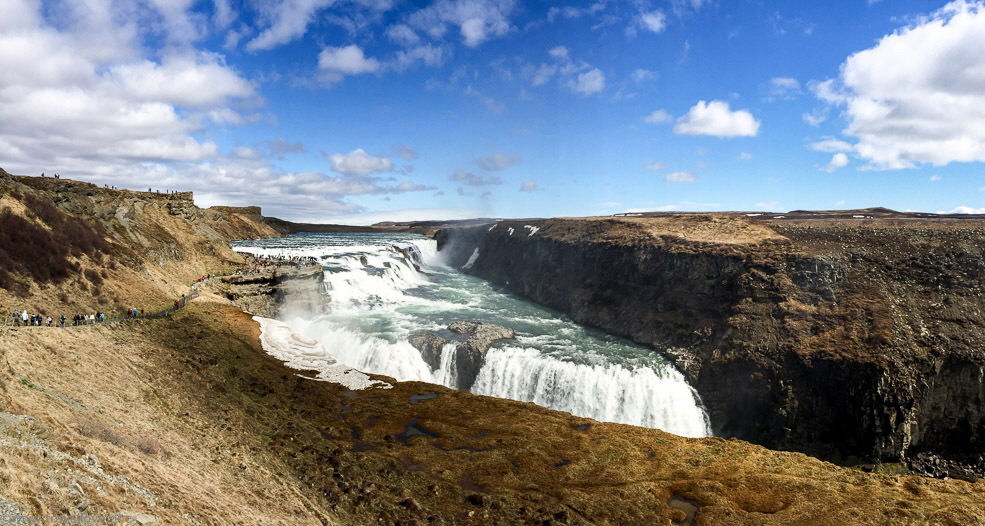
[232,232,712,437]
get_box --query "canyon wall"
[436,215,985,476]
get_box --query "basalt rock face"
[409,322,516,390]
[435,215,985,476]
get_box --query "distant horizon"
[3,1,985,223]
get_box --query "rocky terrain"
[5,167,985,523]
[436,213,985,478]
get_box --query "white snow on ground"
[523,225,540,236]
[488,224,497,231]
[254,316,391,390]
[507,227,515,236]
[462,247,480,269]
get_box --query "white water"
[232,232,711,437]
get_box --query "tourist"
[45,316,52,327]
[60,314,66,328]
[12,310,19,327]
[21,309,28,326]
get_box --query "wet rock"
[449,322,516,390]
[408,332,449,371]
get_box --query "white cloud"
[665,171,697,183]
[929,174,942,181]
[476,151,521,171]
[802,108,828,126]
[386,24,420,46]
[643,109,673,124]
[768,77,802,99]
[570,68,605,95]
[673,100,760,137]
[737,152,753,160]
[327,149,393,175]
[246,0,335,51]
[639,10,667,33]
[451,169,502,186]
[822,152,850,172]
[817,1,985,169]
[519,181,537,191]
[549,46,569,59]
[464,85,504,114]
[406,0,515,47]
[810,136,854,153]
[111,53,255,108]
[391,44,445,70]
[318,44,380,85]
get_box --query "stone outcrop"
[409,322,516,390]
[436,214,985,477]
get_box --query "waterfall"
[232,232,712,437]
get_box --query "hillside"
[4,169,985,523]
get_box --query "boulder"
[449,322,516,390]
[408,332,449,371]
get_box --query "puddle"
[395,419,440,445]
[342,391,360,398]
[572,423,592,431]
[667,495,699,525]
[409,392,439,404]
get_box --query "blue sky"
[3,0,985,223]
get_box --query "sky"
[3,0,985,223]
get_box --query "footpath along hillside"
[3,168,985,524]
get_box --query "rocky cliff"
[436,214,985,477]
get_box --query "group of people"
[10,309,110,328]
[40,172,61,179]
[13,310,53,327]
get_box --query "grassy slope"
[2,299,985,524]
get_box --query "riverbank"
[5,298,985,524]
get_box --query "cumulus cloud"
[673,100,761,137]
[665,171,697,183]
[519,181,538,191]
[815,1,985,169]
[451,169,502,186]
[327,149,394,175]
[737,152,753,160]
[643,109,673,124]
[631,69,657,83]
[386,23,420,46]
[570,68,606,95]
[476,151,521,171]
[643,162,667,171]
[318,44,380,84]
[639,10,667,33]
[822,153,850,172]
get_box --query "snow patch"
[745,213,762,217]
[507,227,515,236]
[254,316,391,390]
[523,225,540,236]
[462,247,480,269]
[488,224,497,231]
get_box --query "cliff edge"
[437,213,985,477]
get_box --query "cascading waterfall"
[232,232,712,437]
